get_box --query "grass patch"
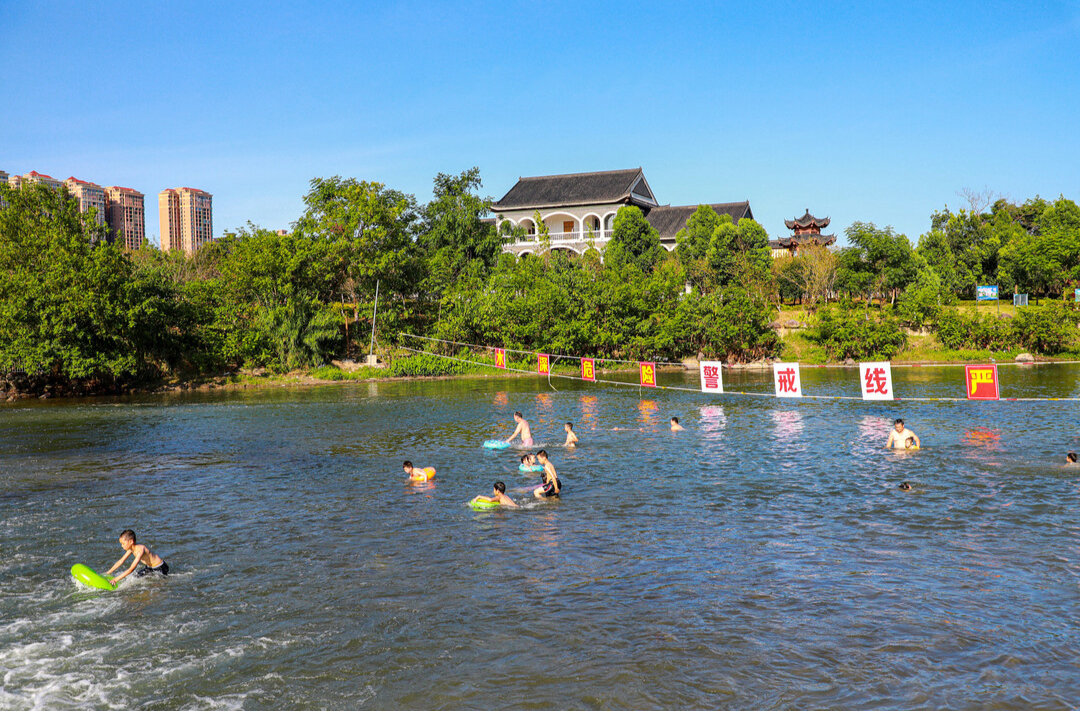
[779,333,828,364]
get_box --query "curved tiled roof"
[493,168,650,210]
[784,209,831,230]
[769,234,837,249]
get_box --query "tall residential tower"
[65,177,107,227]
[159,187,212,254]
[105,186,146,249]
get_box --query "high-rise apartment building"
[159,187,212,254]
[104,186,146,249]
[65,177,107,227]
[10,170,63,190]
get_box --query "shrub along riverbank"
[2,172,1078,397]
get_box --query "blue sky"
[2,1,1078,246]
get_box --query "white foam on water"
[184,694,248,711]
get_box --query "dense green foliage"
[935,303,1077,354]
[3,174,1078,393]
[810,305,907,360]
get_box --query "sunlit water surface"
[2,365,1079,710]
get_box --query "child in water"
[533,450,562,498]
[403,460,435,482]
[107,529,168,584]
[670,417,685,432]
[1066,452,1078,466]
[904,437,919,450]
[472,481,520,508]
[564,422,579,448]
[520,453,538,467]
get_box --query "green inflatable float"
[71,564,116,591]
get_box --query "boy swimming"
[1066,452,1078,466]
[106,529,168,584]
[886,418,920,449]
[403,460,436,482]
[506,412,534,447]
[564,422,578,448]
[533,450,562,498]
[670,417,685,432]
[471,481,520,508]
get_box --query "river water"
[2,365,1079,710]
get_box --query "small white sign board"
[772,362,802,398]
[859,361,894,401]
[699,361,724,394]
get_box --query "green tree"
[837,222,919,304]
[675,205,721,267]
[419,167,503,291]
[604,205,664,273]
[0,182,166,382]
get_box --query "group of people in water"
[404,410,689,509]
[89,410,1076,588]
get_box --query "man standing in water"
[507,411,534,447]
[885,418,920,449]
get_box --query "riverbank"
[5,335,1080,402]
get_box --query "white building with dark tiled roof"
[493,168,752,257]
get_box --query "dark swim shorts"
[136,561,170,577]
[541,479,562,498]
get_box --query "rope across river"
[396,334,1080,403]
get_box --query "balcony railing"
[516,229,609,244]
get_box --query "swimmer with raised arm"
[563,422,578,448]
[670,417,685,432]
[533,450,562,498]
[886,418,920,449]
[507,411,534,447]
[471,481,520,508]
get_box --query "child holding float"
[471,481,520,508]
[403,460,436,482]
[107,529,169,584]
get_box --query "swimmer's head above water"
[493,481,506,494]
[402,460,413,473]
[670,417,684,431]
[899,482,912,491]
[1068,452,1077,464]
[894,418,905,432]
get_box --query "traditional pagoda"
[769,209,837,257]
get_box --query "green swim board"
[470,498,500,510]
[71,563,116,591]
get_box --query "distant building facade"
[492,168,752,257]
[9,170,63,191]
[159,187,213,254]
[105,186,146,249]
[769,209,836,257]
[65,177,107,227]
